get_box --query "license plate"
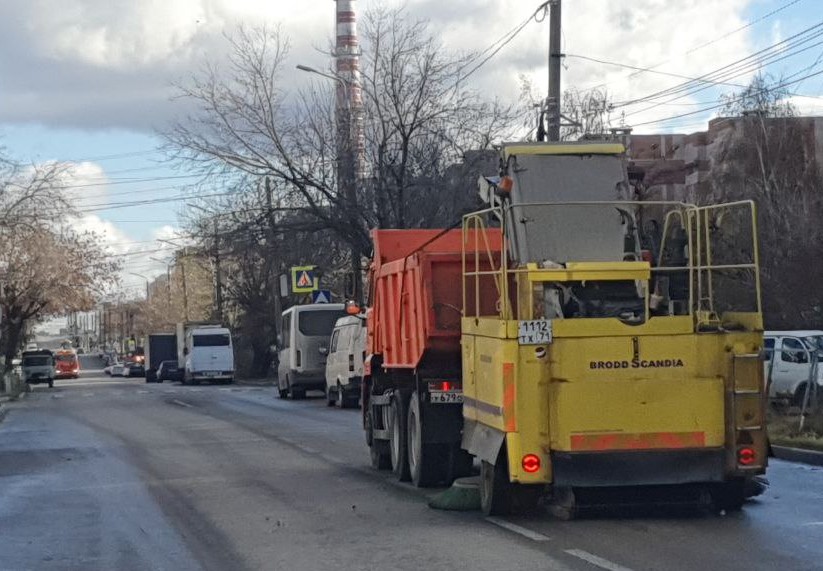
[430,391,463,404]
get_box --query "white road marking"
[137,390,149,394]
[485,517,551,542]
[296,445,319,455]
[219,388,232,392]
[564,549,634,571]
[82,393,95,397]
[170,399,193,408]
[801,521,823,526]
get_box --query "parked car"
[764,330,823,405]
[278,304,347,399]
[156,360,181,383]
[110,363,126,377]
[325,315,366,408]
[125,362,145,377]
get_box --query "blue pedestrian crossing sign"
[291,266,317,294]
[312,290,332,304]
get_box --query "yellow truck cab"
[461,142,767,516]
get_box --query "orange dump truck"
[363,229,501,486]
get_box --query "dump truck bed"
[368,229,501,370]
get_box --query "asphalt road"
[1,357,823,571]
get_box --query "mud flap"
[463,419,506,466]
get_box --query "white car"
[325,315,366,409]
[110,363,126,377]
[764,330,823,405]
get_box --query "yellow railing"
[462,200,763,329]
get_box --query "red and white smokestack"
[334,0,365,179]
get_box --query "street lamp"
[296,63,365,303]
[150,257,174,306]
[128,272,150,301]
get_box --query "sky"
[2,0,823,305]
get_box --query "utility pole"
[548,0,562,141]
[180,256,190,322]
[212,217,224,323]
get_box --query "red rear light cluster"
[428,381,458,391]
[522,454,541,473]
[738,447,757,466]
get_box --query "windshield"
[55,354,77,363]
[298,310,347,337]
[802,336,823,352]
[192,333,231,347]
[23,356,50,366]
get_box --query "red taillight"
[348,354,354,372]
[738,447,756,466]
[522,454,541,473]
[428,381,457,392]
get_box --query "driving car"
[764,330,823,405]
[125,362,146,377]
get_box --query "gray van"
[278,304,346,399]
[21,350,55,388]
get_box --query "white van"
[325,315,366,409]
[183,326,234,384]
[764,330,823,405]
[278,304,347,399]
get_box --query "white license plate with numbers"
[430,391,464,404]
[518,320,553,345]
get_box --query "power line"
[457,1,551,84]
[575,0,804,94]
[614,20,823,110]
[629,67,823,128]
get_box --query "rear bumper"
[551,448,727,487]
[289,370,326,389]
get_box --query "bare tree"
[711,73,823,328]
[0,226,118,368]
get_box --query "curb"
[771,445,823,467]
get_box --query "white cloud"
[0,0,790,134]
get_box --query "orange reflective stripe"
[570,431,706,451]
[502,362,517,432]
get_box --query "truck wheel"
[390,393,411,481]
[408,391,443,487]
[278,386,288,399]
[48,380,54,389]
[480,458,511,515]
[712,479,746,512]
[326,386,336,407]
[366,409,391,470]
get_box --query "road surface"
[1,357,822,570]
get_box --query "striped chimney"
[334,0,365,180]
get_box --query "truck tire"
[366,409,391,470]
[407,391,443,488]
[480,447,541,516]
[278,386,288,399]
[711,479,746,512]
[390,394,411,481]
[48,380,54,389]
[481,458,511,515]
[326,386,336,407]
